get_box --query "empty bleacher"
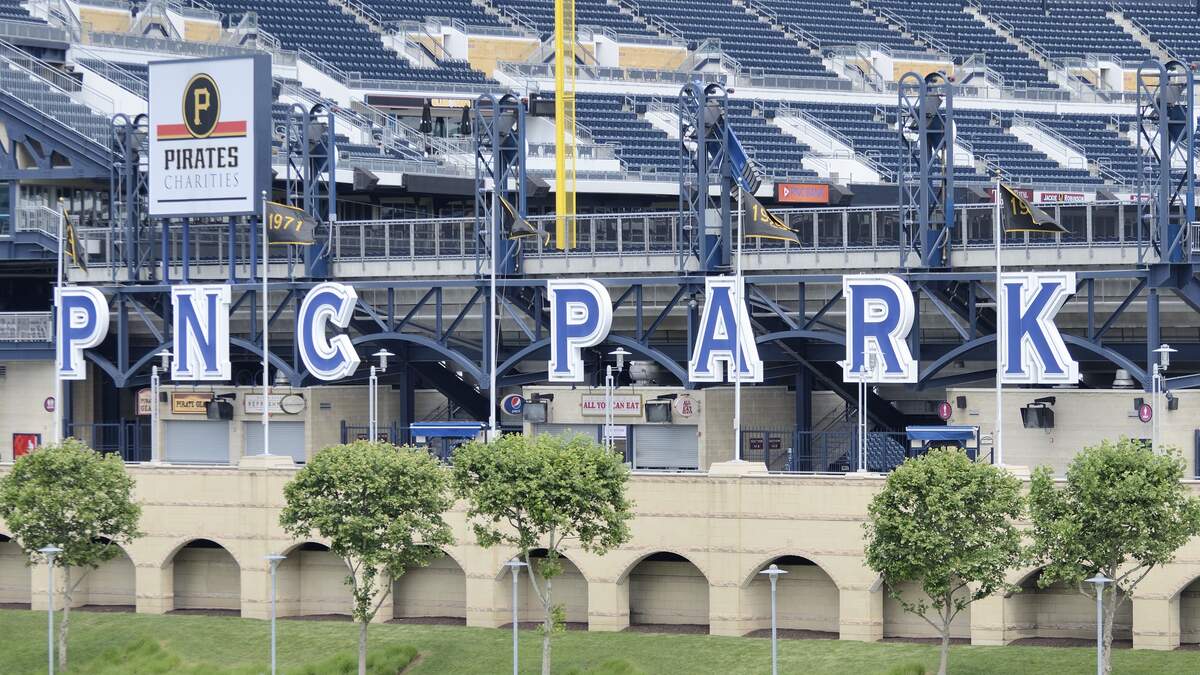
[1021,111,1139,183]
[724,99,813,178]
[576,94,678,173]
[367,0,504,28]
[984,0,1150,62]
[0,62,111,146]
[759,0,921,51]
[1121,0,1200,64]
[870,0,1055,88]
[633,0,833,77]
[492,0,657,38]
[956,109,1095,185]
[0,0,44,23]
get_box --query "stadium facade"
[3,0,1200,652]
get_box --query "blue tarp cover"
[410,422,485,438]
[905,426,977,442]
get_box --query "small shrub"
[886,663,927,675]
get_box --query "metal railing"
[71,46,148,98]
[0,312,52,342]
[744,430,911,474]
[67,420,151,462]
[16,206,61,239]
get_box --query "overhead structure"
[678,82,731,273]
[1136,59,1196,267]
[554,0,577,249]
[281,103,337,278]
[897,71,956,269]
[473,93,528,277]
[110,113,150,282]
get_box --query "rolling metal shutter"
[531,424,600,441]
[163,420,230,464]
[633,425,698,470]
[244,421,306,463]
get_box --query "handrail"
[0,40,114,149]
[71,46,148,98]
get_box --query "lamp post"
[758,563,788,675]
[1152,344,1175,453]
[605,348,630,452]
[265,554,286,675]
[857,353,878,473]
[505,558,528,675]
[39,545,62,675]
[1086,574,1111,675]
[150,349,172,464]
[369,349,395,441]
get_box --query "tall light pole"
[1152,344,1175,453]
[758,563,787,675]
[265,554,286,675]
[1086,574,1111,675]
[505,558,528,675]
[39,545,62,675]
[605,348,630,452]
[150,349,172,464]
[369,349,394,441]
[857,353,877,473]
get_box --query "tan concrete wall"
[172,545,241,611]
[0,538,30,604]
[883,582,971,639]
[74,552,136,606]
[467,36,539,77]
[1,463,1200,648]
[184,20,222,43]
[0,361,55,461]
[617,45,687,70]
[1011,576,1132,641]
[79,7,130,32]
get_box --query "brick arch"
[490,548,595,585]
[738,551,848,590]
[157,537,245,571]
[614,549,710,585]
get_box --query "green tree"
[0,438,142,671]
[864,448,1024,675]
[1029,438,1200,675]
[452,433,633,675]
[279,441,454,675]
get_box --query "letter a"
[689,277,763,383]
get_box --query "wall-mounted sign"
[776,182,830,204]
[136,388,152,416]
[43,396,55,413]
[936,401,953,421]
[1138,403,1153,423]
[245,393,306,416]
[672,394,699,418]
[581,394,643,417]
[12,433,40,458]
[501,394,525,415]
[171,392,213,414]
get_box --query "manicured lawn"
[3,609,1200,674]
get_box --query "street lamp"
[265,554,287,675]
[1086,574,1111,675]
[1152,344,1176,453]
[758,563,788,675]
[39,545,62,675]
[856,353,878,473]
[369,349,395,441]
[505,558,528,675]
[605,348,630,452]
[150,349,172,464]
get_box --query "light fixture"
[1020,396,1056,429]
[273,369,289,386]
[609,347,631,371]
[1154,343,1177,370]
[373,348,395,373]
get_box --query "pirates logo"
[182,73,220,139]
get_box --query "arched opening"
[1181,576,1200,644]
[170,539,241,615]
[276,543,351,620]
[1008,569,1130,645]
[73,541,135,611]
[745,556,838,638]
[392,549,466,624]
[495,550,589,630]
[883,580,972,640]
[0,535,31,608]
[626,552,709,633]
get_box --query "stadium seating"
[632,0,834,76]
[983,0,1150,62]
[575,94,679,173]
[0,0,44,23]
[723,99,814,178]
[209,0,487,82]
[491,0,657,38]
[366,0,504,28]
[0,64,111,146]
[956,109,1096,185]
[870,0,1055,88]
[1121,0,1200,64]
[1022,111,1140,183]
[758,0,922,51]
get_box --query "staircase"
[1108,8,1176,63]
[964,2,1094,97]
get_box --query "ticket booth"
[409,422,485,461]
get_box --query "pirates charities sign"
[148,55,272,217]
[55,275,1080,386]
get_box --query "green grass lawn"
[3,608,1200,674]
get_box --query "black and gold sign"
[183,73,220,139]
[742,188,800,245]
[1000,183,1067,235]
[265,200,317,245]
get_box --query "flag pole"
[734,186,743,463]
[261,190,271,456]
[993,175,1003,467]
[54,198,65,443]
[488,190,498,439]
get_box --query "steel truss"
[898,72,955,269]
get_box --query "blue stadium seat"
[984,0,1150,62]
[1121,0,1200,64]
[492,0,657,38]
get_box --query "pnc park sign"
[55,273,1080,387]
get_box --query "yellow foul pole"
[554,0,576,249]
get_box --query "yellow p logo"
[183,73,219,138]
[193,88,210,126]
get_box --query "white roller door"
[163,420,230,464]
[244,421,306,463]
[531,424,600,441]
[633,425,698,470]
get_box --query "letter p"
[548,280,612,382]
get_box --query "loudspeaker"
[523,401,548,424]
[206,400,234,421]
[353,167,379,191]
[1020,406,1054,429]
[956,395,967,410]
[645,401,672,423]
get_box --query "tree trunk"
[1103,587,1118,675]
[358,619,368,675]
[59,566,70,673]
[937,606,952,675]
[541,575,554,675]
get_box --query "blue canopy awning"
[906,425,977,443]
[410,422,486,439]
